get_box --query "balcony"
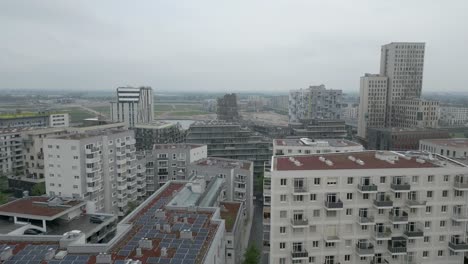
[406,199,426,208]
[324,199,343,210]
[355,242,375,257]
[452,210,468,222]
[373,228,392,241]
[390,182,411,192]
[117,184,127,191]
[291,250,308,260]
[357,215,375,225]
[290,218,308,228]
[373,198,393,209]
[357,183,378,193]
[387,242,407,255]
[293,186,308,194]
[116,158,126,165]
[87,185,100,193]
[454,181,468,191]
[117,200,128,207]
[404,226,424,238]
[448,241,468,252]
[389,211,408,224]
[324,234,340,243]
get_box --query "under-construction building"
[217,93,240,121]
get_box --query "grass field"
[154,104,209,117]
[89,106,110,116]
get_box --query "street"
[248,193,268,264]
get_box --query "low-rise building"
[392,99,439,129]
[367,127,450,151]
[0,112,69,129]
[439,106,468,127]
[273,138,364,156]
[290,119,347,139]
[269,150,468,264]
[220,201,245,264]
[420,138,468,160]
[0,128,26,176]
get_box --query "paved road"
[248,193,268,264]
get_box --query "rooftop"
[219,202,241,233]
[274,138,362,148]
[274,151,443,171]
[53,128,129,140]
[134,121,176,129]
[153,143,205,150]
[420,138,468,148]
[0,196,86,220]
[193,157,252,171]
[368,127,448,134]
[0,112,50,119]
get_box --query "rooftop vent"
[356,159,365,166]
[139,238,153,250]
[54,251,68,260]
[95,253,112,264]
[348,156,356,162]
[180,229,193,240]
[319,156,326,162]
[0,246,13,261]
[325,160,334,166]
[416,158,426,164]
[161,247,168,258]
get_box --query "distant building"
[269,95,289,111]
[145,143,207,191]
[290,119,347,139]
[289,84,343,123]
[342,103,359,120]
[439,106,468,127]
[0,112,69,129]
[186,120,271,175]
[357,74,388,139]
[273,138,364,156]
[367,127,449,151]
[217,93,240,121]
[43,128,145,216]
[392,99,439,128]
[220,201,245,264]
[133,122,186,151]
[110,86,154,127]
[420,138,468,159]
[0,128,27,175]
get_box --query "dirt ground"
[241,111,288,126]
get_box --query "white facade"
[49,113,69,127]
[273,138,364,156]
[420,138,468,159]
[44,129,145,216]
[0,129,25,175]
[392,99,439,129]
[357,74,388,139]
[269,151,468,264]
[289,85,343,123]
[110,86,154,127]
[440,107,468,127]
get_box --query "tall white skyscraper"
[110,86,154,127]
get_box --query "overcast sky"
[0,0,467,93]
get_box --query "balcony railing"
[373,198,393,208]
[358,184,378,193]
[448,241,468,252]
[390,182,411,192]
[293,186,308,193]
[454,181,468,190]
[452,211,468,222]
[406,199,426,208]
[387,244,407,255]
[373,228,392,240]
[357,215,375,225]
[324,199,343,210]
[356,243,375,256]
[290,218,308,227]
[404,227,424,238]
[291,250,308,259]
[389,211,408,223]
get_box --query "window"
[73,156,78,160]
[314,178,321,185]
[363,193,369,199]
[279,258,286,264]
[361,225,368,231]
[395,193,401,199]
[313,210,320,217]
[425,221,431,228]
[309,256,315,263]
[425,206,432,213]
[293,195,304,202]
[438,250,444,257]
[344,255,350,262]
[439,235,445,242]
[280,179,287,186]
[440,220,446,227]
[280,226,286,234]
[380,176,386,183]
[312,241,319,248]
[280,211,287,218]
[309,225,316,232]
[280,195,287,202]
[428,175,434,183]
[412,176,418,183]
[347,177,353,184]
[74,176,79,179]
[378,209,384,215]
[423,251,429,257]
[441,205,447,212]
[346,193,353,200]
[346,209,352,215]
[310,193,316,201]
[50,183,55,187]
[426,191,433,198]
[444,175,449,182]
[442,190,448,197]
[279,242,285,249]
[73,185,78,189]
[424,236,430,243]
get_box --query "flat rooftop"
[53,128,129,140]
[134,121,175,129]
[420,138,468,148]
[193,157,252,171]
[219,202,241,233]
[274,138,362,148]
[0,112,50,119]
[0,197,86,220]
[274,151,440,171]
[153,143,205,150]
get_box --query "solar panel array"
[46,254,91,264]
[4,244,57,264]
[115,196,213,264]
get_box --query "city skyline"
[1,1,467,92]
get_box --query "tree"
[31,183,46,196]
[243,245,260,264]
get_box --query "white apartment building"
[392,99,439,128]
[269,150,468,264]
[110,86,154,127]
[289,85,343,123]
[0,128,26,175]
[146,143,207,192]
[49,113,70,127]
[420,138,468,160]
[440,107,468,127]
[357,74,388,139]
[273,138,364,156]
[43,129,145,216]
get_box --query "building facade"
[0,113,69,129]
[133,122,186,151]
[273,138,364,156]
[269,150,468,264]
[289,85,343,123]
[110,86,154,127]
[439,106,468,127]
[0,128,26,175]
[357,74,388,139]
[290,119,347,139]
[43,129,145,216]
[392,99,439,129]
[420,138,468,160]
[367,128,450,151]
[217,93,240,122]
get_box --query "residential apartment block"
[110,86,154,127]
[0,128,26,175]
[357,74,388,139]
[43,129,145,216]
[289,84,343,123]
[439,106,468,127]
[145,143,207,192]
[420,138,468,160]
[133,121,186,151]
[273,138,364,156]
[268,150,468,264]
[0,112,69,129]
[367,127,450,151]
[392,99,439,128]
[290,119,347,139]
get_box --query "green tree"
[254,173,264,193]
[31,183,46,196]
[243,245,260,264]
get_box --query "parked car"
[90,215,106,224]
[24,229,44,235]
